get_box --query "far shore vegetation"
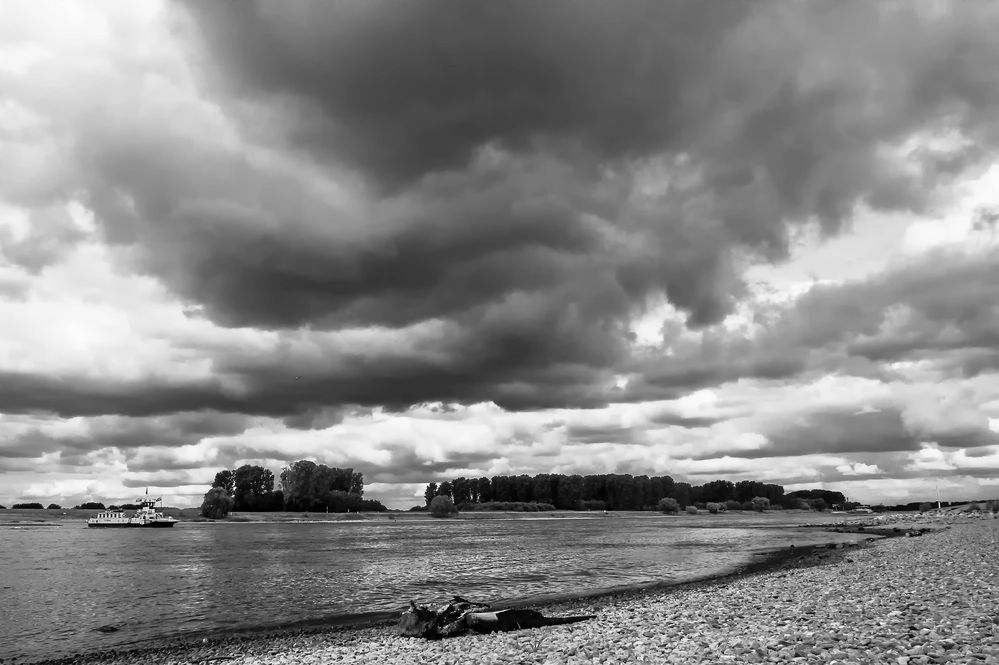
[418,475,819,513]
[199,461,388,519]
[5,466,998,520]
[416,475,999,517]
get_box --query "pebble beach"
[27,517,999,665]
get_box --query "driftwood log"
[396,596,596,639]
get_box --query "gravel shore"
[28,517,999,665]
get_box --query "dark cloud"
[80,3,999,347]
[760,409,918,458]
[0,411,250,462]
[122,475,200,489]
[0,371,239,417]
[211,319,623,412]
[565,423,642,446]
[737,406,998,460]
[646,413,724,429]
[963,446,999,459]
[363,447,502,485]
[631,247,999,397]
[5,0,999,418]
[212,440,501,485]
[626,349,810,399]
[0,205,86,274]
[179,1,749,189]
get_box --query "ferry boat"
[87,496,178,528]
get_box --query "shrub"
[724,500,742,511]
[320,491,388,513]
[751,496,771,512]
[200,487,234,519]
[12,503,44,509]
[657,497,680,514]
[685,505,699,515]
[918,502,934,513]
[581,500,607,511]
[807,498,827,512]
[429,495,458,518]
[456,501,556,512]
[0,505,5,509]
[47,503,62,510]
[706,502,724,514]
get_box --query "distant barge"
[87,496,178,528]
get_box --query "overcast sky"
[2,1,998,510]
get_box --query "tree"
[75,502,106,510]
[429,495,458,518]
[706,502,723,514]
[786,489,843,507]
[751,496,771,512]
[350,471,364,497]
[279,461,366,511]
[200,487,234,519]
[47,503,62,510]
[556,475,583,510]
[424,482,438,506]
[425,472,794,513]
[532,474,555,506]
[514,475,534,503]
[491,476,513,502]
[672,482,692,508]
[452,477,472,505]
[13,503,44,509]
[658,497,680,514]
[212,469,236,496]
[701,480,735,503]
[233,464,275,510]
[476,477,492,503]
[918,502,934,513]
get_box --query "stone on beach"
[30,518,999,665]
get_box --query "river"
[1,512,867,663]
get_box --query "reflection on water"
[2,512,863,663]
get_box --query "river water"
[1,512,866,663]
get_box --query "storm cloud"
[4,1,999,508]
[17,0,994,408]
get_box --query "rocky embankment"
[29,518,999,665]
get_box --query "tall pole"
[936,480,941,511]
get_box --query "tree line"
[200,461,387,518]
[421,474,792,511]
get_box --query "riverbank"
[0,507,923,526]
[5,506,990,526]
[0,507,806,524]
[24,517,999,664]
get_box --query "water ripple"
[2,513,863,662]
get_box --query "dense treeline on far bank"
[200,460,387,518]
[419,474,856,512]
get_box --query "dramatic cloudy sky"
[3,1,999,510]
